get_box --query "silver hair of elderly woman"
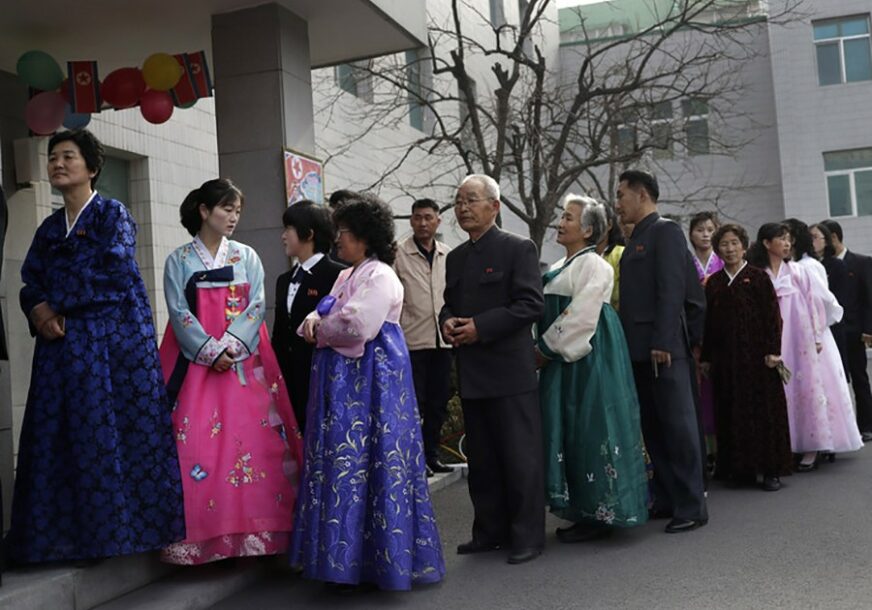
[560,193,607,245]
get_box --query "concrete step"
[92,559,265,610]
[0,552,174,610]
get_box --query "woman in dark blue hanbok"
[291,193,444,591]
[5,129,185,563]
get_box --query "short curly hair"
[48,129,105,188]
[332,192,397,265]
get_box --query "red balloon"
[25,91,65,135]
[140,89,174,124]
[102,67,145,109]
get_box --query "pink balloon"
[25,91,65,135]
[140,89,174,124]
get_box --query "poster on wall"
[283,148,324,206]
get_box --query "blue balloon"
[62,104,91,130]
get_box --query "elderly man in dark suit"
[821,219,872,441]
[440,174,545,565]
[272,201,346,432]
[616,170,708,534]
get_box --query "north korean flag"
[67,61,101,113]
[171,51,213,106]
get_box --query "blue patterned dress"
[6,193,185,563]
[289,258,444,590]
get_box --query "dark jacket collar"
[631,211,660,239]
[470,224,499,250]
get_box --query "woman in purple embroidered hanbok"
[290,193,444,591]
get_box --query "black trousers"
[409,349,453,462]
[633,358,708,522]
[845,332,872,433]
[461,391,545,551]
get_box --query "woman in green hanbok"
[535,195,649,543]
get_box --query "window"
[613,108,638,158]
[334,62,373,101]
[824,148,872,217]
[682,98,710,156]
[813,16,872,85]
[490,0,506,28]
[406,50,424,131]
[649,101,673,159]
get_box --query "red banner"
[67,61,101,113]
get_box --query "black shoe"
[427,460,453,474]
[761,476,781,491]
[862,431,872,443]
[664,518,706,534]
[506,547,542,565]
[326,581,378,595]
[555,523,613,543]
[425,465,434,478]
[457,539,503,555]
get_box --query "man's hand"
[441,318,459,345]
[447,317,479,346]
[699,361,711,377]
[534,347,549,369]
[862,333,872,348]
[650,349,672,368]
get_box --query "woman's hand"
[815,343,822,354]
[764,354,782,369]
[699,362,711,377]
[302,318,321,344]
[534,346,549,369]
[212,352,234,372]
[31,302,65,340]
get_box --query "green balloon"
[16,50,64,91]
[177,100,197,109]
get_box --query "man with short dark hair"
[616,169,708,534]
[820,219,872,441]
[394,198,453,477]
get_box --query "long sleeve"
[47,203,136,314]
[20,229,50,337]
[804,257,843,327]
[859,255,872,334]
[796,263,824,343]
[164,252,218,365]
[474,239,544,344]
[759,274,783,356]
[222,247,265,357]
[700,280,718,363]
[313,263,402,358]
[539,256,612,363]
[652,221,689,353]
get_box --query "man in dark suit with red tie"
[821,219,872,441]
[272,201,346,432]
[440,174,545,565]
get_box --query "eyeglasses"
[454,196,493,208]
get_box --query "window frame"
[682,98,710,156]
[824,150,872,218]
[813,15,872,86]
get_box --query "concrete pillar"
[212,3,315,314]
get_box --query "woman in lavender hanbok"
[784,219,862,463]
[688,212,723,469]
[158,179,303,564]
[291,193,444,592]
[748,223,841,471]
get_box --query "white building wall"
[768,0,872,252]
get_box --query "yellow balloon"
[142,53,183,91]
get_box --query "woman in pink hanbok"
[158,179,303,564]
[748,223,833,471]
[784,219,862,463]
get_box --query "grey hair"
[459,174,500,201]
[561,193,607,245]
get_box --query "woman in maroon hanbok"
[700,224,793,491]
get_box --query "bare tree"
[315,0,804,248]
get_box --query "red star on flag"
[76,71,91,86]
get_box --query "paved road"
[212,445,872,609]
